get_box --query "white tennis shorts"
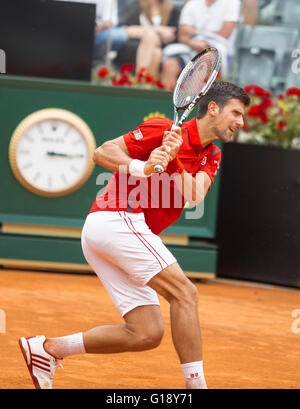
[81,211,177,317]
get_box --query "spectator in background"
[242,0,258,27]
[114,0,181,77]
[161,0,240,89]
[94,0,135,60]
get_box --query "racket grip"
[154,165,164,173]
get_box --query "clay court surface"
[0,269,299,389]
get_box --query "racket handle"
[154,165,164,173]
[154,125,180,173]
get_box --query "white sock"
[45,332,86,359]
[181,361,208,389]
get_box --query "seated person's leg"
[94,27,129,60]
[161,57,182,90]
[135,27,161,76]
[161,44,193,89]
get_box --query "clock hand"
[47,151,68,157]
[70,154,85,158]
[47,151,84,158]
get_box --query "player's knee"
[136,326,164,351]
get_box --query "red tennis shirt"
[89,117,221,235]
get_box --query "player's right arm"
[93,136,171,176]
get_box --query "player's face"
[212,99,245,143]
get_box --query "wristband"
[167,157,185,174]
[129,159,148,177]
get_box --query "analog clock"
[9,108,96,197]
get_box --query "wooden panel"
[0,234,217,275]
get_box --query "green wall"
[0,75,220,237]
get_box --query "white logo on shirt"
[213,160,220,176]
[201,156,207,166]
[133,129,144,140]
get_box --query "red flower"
[137,67,146,78]
[248,97,273,119]
[145,73,153,83]
[244,85,271,99]
[155,80,165,89]
[259,99,273,109]
[111,74,132,87]
[286,87,300,98]
[277,120,286,130]
[98,67,109,78]
[111,76,120,86]
[262,89,271,99]
[278,93,285,100]
[120,63,135,74]
[259,113,270,123]
[118,74,129,85]
[248,105,263,117]
[244,85,256,93]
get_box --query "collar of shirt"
[183,117,203,148]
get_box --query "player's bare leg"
[83,305,164,353]
[44,305,164,355]
[148,262,208,388]
[38,265,207,389]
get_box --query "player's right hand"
[162,128,183,161]
[144,145,171,175]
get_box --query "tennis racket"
[154,47,221,172]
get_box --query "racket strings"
[174,50,219,109]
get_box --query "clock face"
[9,109,96,197]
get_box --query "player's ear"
[207,101,219,117]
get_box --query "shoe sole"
[19,337,41,389]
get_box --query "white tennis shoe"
[19,335,63,389]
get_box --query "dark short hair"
[196,81,250,119]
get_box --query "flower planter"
[216,142,300,288]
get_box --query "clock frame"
[8,108,96,198]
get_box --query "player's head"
[196,81,250,143]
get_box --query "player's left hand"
[145,145,172,175]
[162,128,183,161]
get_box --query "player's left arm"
[173,171,212,207]
[163,132,220,206]
[93,136,132,172]
[92,134,171,175]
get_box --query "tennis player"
[19,81,250,389]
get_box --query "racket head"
[173,47,221,111]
